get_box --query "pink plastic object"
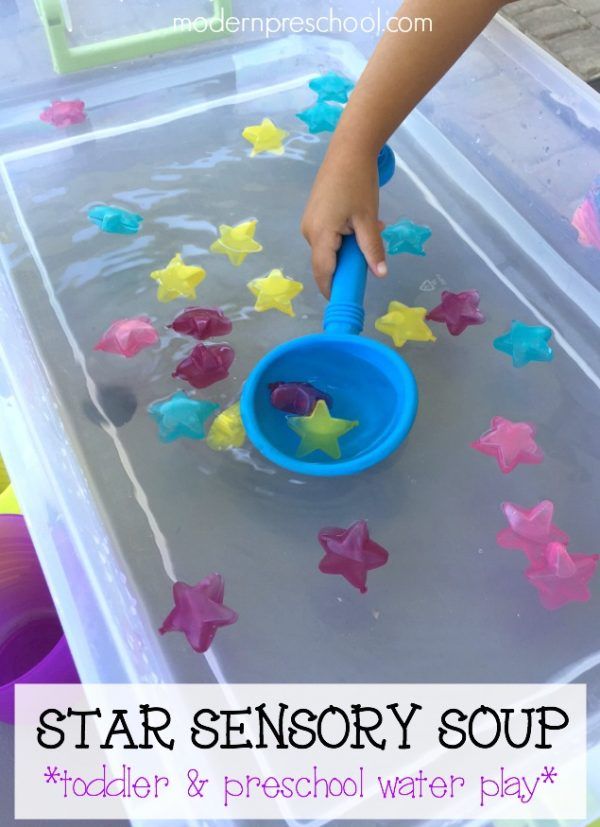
[0,515,78,724]
[269,382,333,416]
[159,574,238,653]
[426,289,486,335]
[526,542,599,610]
[318,520,389,594]
[172,343,235,389]
[471,416,544,474]
[39,99,86,128]
[168,307,232,340]
[497,500,570,563]
[94,315,158,357]
[571,178,600,251]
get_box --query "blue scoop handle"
[323,234,367,335]
[322,143,395,337]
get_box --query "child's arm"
[301,0,514,296]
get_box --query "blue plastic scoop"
[240,145,418,477]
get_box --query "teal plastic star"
[148,391,219,443]
[493,321,554,368]
[308,71,354,103]
[88,205,143,235]
[382,219,432,256]
[296,101,343,134]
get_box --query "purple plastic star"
[497,500,570,563]
[173,343,235,389]
[526,542,599,610]
[318,520,389,594]
[426,290,485,336]
[269,381,333,416]
[471,416,544,474]
[168,307,232,340]
[159,574,238,653]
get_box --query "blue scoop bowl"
[240,145,418,477]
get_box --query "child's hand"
[301,147,387,298]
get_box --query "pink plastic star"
[426,289,485,336]
[94,315,158,357]
[40,99,86,128]
[159,574,238,653]
[497,500,570,563]
[471,416,544,474]
[526,542,599,610]
[318,520,389,594]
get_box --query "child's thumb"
[354,217,388,277]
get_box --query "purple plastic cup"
[0,515,78,724]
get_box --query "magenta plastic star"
[40,99,86,128]
[94,315,158,357]
[173,343,235,389]
[168,307,232,341]
[497,500,570,563]
[159,574,238,653]
[426,289,485,336]
[526,542,599,610]
[471,416,544,474]
[318,520,389,594]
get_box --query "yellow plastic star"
[288,400,358,459]
[206,402,246,451]
[150,253,206,303]
[242,117,289,156]
[247,268,304,317]
[210,219,263,266]
[375,301,437,348]
[0,484,20,515]
[0,455,9,494]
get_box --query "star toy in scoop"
[526,542,599,610]
[318,520,389,593]
[288,399,358,459]
[150,253,206,302]
[159,574,238,653]
[497,500,569,563]
[242,117,288,156]
[148,391,218,442]
[426,289,486,336]
[382,219,432,256]
[471,416,544,474]
[210,219,263,266]
[309,71,355,103]
[375,301,436,348]
[94,315,158,358]
[88,205,143,235]
[168,307,232,340]
[493,321,554,368]
[247,268,304,316]
[40,99,86,127]
[296,101,343,133]
[206,402,246,451]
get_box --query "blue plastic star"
[296,101,343,134]
[88,205,143,235]
[308,71,354,103]
[148,391,219,442]
[493,320,554,368]
[382,219,432,256]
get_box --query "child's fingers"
[354,216,388,278]
[311,232,341,299]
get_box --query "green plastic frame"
[35,0,233,74]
